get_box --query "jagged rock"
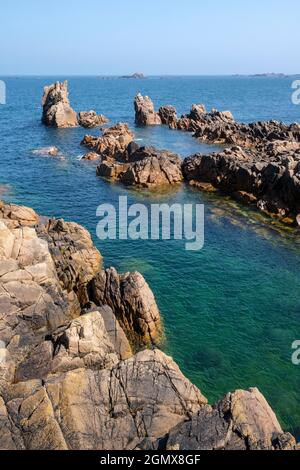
[177,104,300,147]
[81,123,134,158]
[41,81,78,128]
[151,388,297,451]
[78,111,108,128]
[183,143,300,219]
[96,145,183,188]
[134,94,162,126]
[89,267,162,347]
[158,105,177,128]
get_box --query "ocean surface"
[1,76,300,437]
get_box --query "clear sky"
[1,0,300,75]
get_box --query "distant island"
[251,72,287,78]
[121,72,146,79]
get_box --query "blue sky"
[1,0,300,75]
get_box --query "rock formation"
[134,96,300,148]
[159,105,178,129]
[78,111,108,128]
[89,267,162,346]
[134,93,162,126]
[41,82,109,129]
[183,141,300,221]
[0,201,297,450]
[42,81,78,128]
[81,123,134,159]
[96,144,183,188]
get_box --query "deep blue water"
[1,76,300,437]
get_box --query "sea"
[1,75,300,438]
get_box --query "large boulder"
[89,267,162,347]
[134,93,162,126]
[42,81,78,128]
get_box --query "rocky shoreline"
[0,201,298,450]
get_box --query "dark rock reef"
[132,94,300,221]
[183,141,300,221]
[0,200,297,450]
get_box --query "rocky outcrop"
[134,94,162,126]
[41,82,109,129]
[42,81,78,128]
[183,141,300,221]
[78,111,108,128]
[159,105,178,129]
[0,201,297,450]
[89,267,162,347]
[135,96,300,148]
[81,123,134,158]
[147,388,296,451]
[96,145,183,188]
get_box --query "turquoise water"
[0,76,300,437]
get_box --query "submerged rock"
[78,110,108,128]
[41,81,78,128]
[32,146,59,156]
[134,93,162,126]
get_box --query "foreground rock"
[0,201,297,450]
[89,267,162,346]
[78,110,108,128]
[96,144,183,188]
[81,123,134,159]
[183,141,300,221]
[42,81,78,128]
[148,388,296,450]
[134,93,162,126]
